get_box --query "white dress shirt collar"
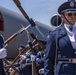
[64,23,76,49]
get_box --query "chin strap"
[63,13,74,25]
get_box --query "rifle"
[4,27,24,45]
[4,24,31,47]
[4,26,31,73]
[13,0,46,39]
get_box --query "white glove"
[20,55,26,59]
[31,54,36,61]
[39,68,44,74]
[0,48,7,59]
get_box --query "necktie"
[69,26,73,31]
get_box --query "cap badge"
[70,1,74,7]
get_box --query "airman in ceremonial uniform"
[44,1,76,75]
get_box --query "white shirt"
[64,23,76,49]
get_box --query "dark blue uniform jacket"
[44,25,76,75]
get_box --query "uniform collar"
[59,25,67,36]
[64,23,76,34]
[64,23,76,29]
[58,25,73,47]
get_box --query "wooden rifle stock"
[13,0,28,19]
[32,61,38,75]
[13,0,35,27]
[4,33,17,45]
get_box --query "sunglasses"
[66,12,76,17]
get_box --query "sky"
[0,0,67,26]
